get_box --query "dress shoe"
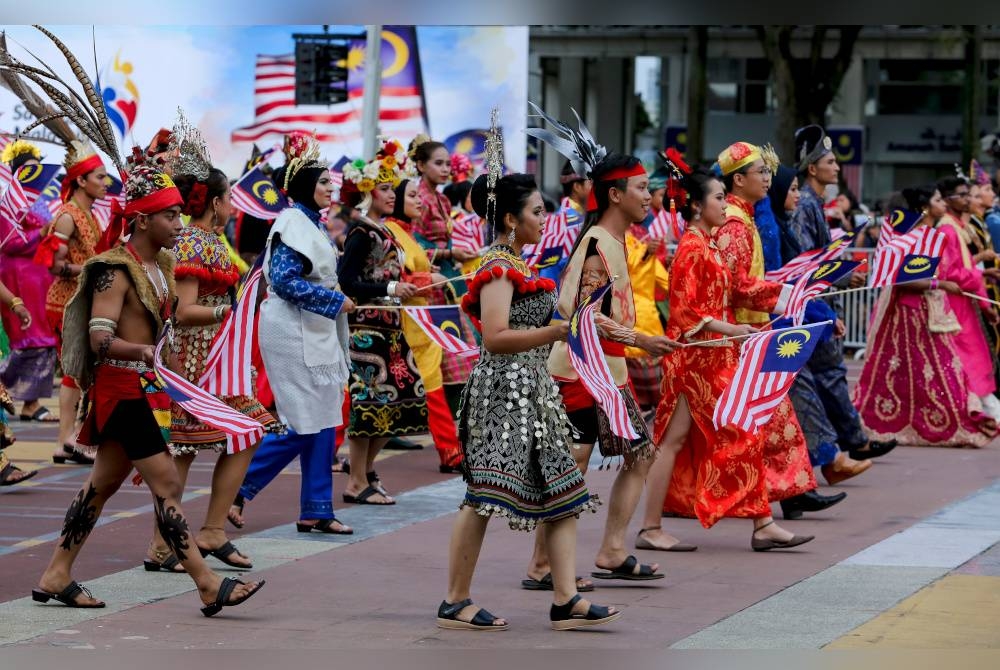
[751,520,814,551]
[821,453,872,486]
[848,439,898,461]
[779,490,847,520]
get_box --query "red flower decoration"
[729,142,752,162]
[665,147,691,176]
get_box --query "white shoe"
[979,394,1000,422]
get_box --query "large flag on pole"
[567,279,639,440]
[231,27,427,149]
[713,322,828,432]
[154,334,265,455]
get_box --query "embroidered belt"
[101,358,151,372]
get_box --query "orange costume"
[714,192,816,501]
[653,227,782,527]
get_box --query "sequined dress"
[169,225,280,454]
[457,246,599,531]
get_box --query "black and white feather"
[524,102,606,177]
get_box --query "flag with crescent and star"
[764,232,855,283]
[783,259,864,325]
[713,322,828,432]
[230,165,289,220]
[0,163,61,238]
[403,305,478,358]
[869,225,945,288]
[567,279,639,440]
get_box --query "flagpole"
[962,291,1000,308]
[361,25,382,160]
[682,321,833,348]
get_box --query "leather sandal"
[635,527,698,552]
[201,577,265,617]
[751,520,815,552]
[296,518,353,535]
[199,541,253,568]
[32,581,105,608]
[521,573,594,592]
[590,554,664,581]
[436,598,508,631]
[550,594,622,631]
[343,484,395,505]
[143,550,186,573]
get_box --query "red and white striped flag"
[567,279,639,440]
[868,226,945,288]
[199,264,264,397]
[402,305,478,358]
[231,27,426,148]
[0,135,12,185]
[154,335,264,455]
[523,211,571,265]
[647,207,686,240]
[782,260,863,325]
[764,232,855,283]
[0,168,29,237]
[713,322,828,432]
[451,212,484,255]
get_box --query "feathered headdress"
[0,138,41,167]
[524,102,606,179]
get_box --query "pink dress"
[936,214,995,396]
[852,286,997,447]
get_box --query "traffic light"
[294,38,350,105]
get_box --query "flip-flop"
[201,577,265,617]
[0,461,38,486]
[20,407,58,422]
[296,518,353,535]
[31,581,105,608]
[228,494,245,529]
[143,553,186,573]
[590,554,664,581]
[199,541,253,569]
[521,573,594,592]
[342,484,395,505]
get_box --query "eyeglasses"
[744,167,773,178]
[948,191,971,199]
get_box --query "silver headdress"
[0,26,125,176]
[524,102,607,178]
[483,106,504,242]
[167,107,212,180]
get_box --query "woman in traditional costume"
[852,185,997,447]
[337,138,428,505]
[438,114,615,631]
[382,177,464,473]
[143,114,281,572]
[0,140,59,425]
[234,132,355,535]
[641,160,814,551]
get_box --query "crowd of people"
[2,34,1000,632]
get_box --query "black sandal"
[296,518,353,535]
[342,484,395,505]
[52,444,94,465]
[0,459,37,486]
[199,541,253,569]
[143,552,186,573]
[31,581,105,608]
[436,598,508,631]
[521,573,594,593]
[550,594,621,631]
[201,577,265,617]
[590,554,664,581]
[228,494,245,529]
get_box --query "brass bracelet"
[9,297,24,309]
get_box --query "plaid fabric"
[627,356,662,410]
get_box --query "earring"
[694,211,701,220]
[507,227,516,245]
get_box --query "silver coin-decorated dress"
[457,245,599,531]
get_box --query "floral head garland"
[342,137,406,194]
[281,131,324,193]
[450,153,473,183]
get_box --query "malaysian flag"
[231,165,288,220]
[231,27,427,153]
[783,259,863,325]
[92,175,125,231]
[713,322,828,432]
[0,163,58,238]
[451,212,484,255]
[523,211,571,266]
[22,178,63,230]
[567,279,639,440]
[154,335,264,455]
[647,207,685,240]
[402,305,478,358]
[764,232,855,283]
[199,263,265,397]
[879,209,922,247]
[869,226,945,288]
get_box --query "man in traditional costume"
[35,163,264,615]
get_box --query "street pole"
[362,25,383,159]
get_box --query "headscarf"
[768,165,798,223]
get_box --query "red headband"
[97,186,184,254]
[60,154,105,203]
[586,163,648,212]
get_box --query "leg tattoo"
[59,484,99,550]
[152,494,191,561]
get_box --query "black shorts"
[565,406,599,445]
[100,399,168,462]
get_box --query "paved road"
[2,365,999,649]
